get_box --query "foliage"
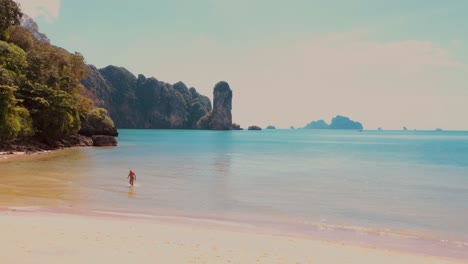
[79,107,117,136]
[17,82,80,140]
[20,14,49,43]
[0,2,115,142]
[0,0,23,38]
[0,85,32,141]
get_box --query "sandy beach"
[0,210,464,264]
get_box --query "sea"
[2,129,468,259]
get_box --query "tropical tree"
[0,85,32,141]
[0,0,23,37]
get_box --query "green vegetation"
[0,0,115,143]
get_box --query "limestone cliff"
[196,81,233,130]
[82,65,212,129]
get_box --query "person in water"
[128,170,136,186]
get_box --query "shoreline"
[0,134,116,162]
[0,208,466,264]
[1,205,467,263]
[0,150,53,162]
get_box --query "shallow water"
[2,129,468,257]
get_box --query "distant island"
[304,115,363,130]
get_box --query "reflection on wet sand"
[209,136,232,211]
[0,148,92,207]
[128,186,135,199]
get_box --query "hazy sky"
[16,0,468,130]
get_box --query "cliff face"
[82,65,212,129]
[197,81,233,130]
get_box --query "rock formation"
[196,81,233,130]
[304,115,363,130]
[248,126,262,130]
[82,65,212,129]
[266,125,276,129]
[230,123,243,130]
[91,135,118,146]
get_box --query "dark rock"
[230,123,243,130]
[197,81,233,130]
[91,135,118,147]
[248,125,262,130]
[68,135,93,146]
[0,135,96,153]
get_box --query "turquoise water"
[3,129,468,257]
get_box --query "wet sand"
[0,210,465,264]
[0,151,52,162]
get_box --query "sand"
[0,210,465,264]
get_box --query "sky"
[16,0,468,130]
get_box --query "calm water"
[2,129,468,255]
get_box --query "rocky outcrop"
[248,126,262,130]
[230,123,243,130]
[196,81,233,130]
[79,109,118,137]
[266,125,276,129]
[82,65,212,129]
[0,135,94,153]
[91,135,118,146]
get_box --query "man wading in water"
[128,170,136,186]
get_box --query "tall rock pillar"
[196,81,233,130]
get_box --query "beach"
[0,209,464,264]
[1,129,467,263]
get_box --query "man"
[128,170,136,186]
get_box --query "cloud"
[16,0,61,23]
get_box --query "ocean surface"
[2,129,468,258]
